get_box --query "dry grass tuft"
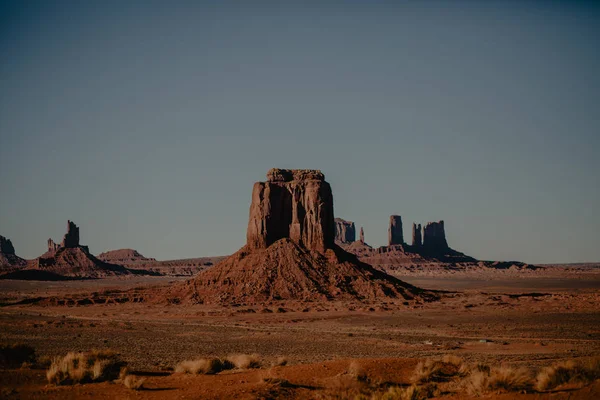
[348,360,368,382]
[412,356,465,384]
[367,384,437,400]
[273,356,288,367]
[46,350,125,385]
[226,353,261,369]
[175,358,229,374]
[536,357,600,391]
[123,374,146,390]
[0,344,36,368]
[464,365,532,396]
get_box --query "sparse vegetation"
[273,356,288,367]
[46,350,125,385]
[536,357,600,391]
[123,374,146,390]
[463,365,532,396]
[175,353,263,374]
[175,357,230,374]
[0,344,36,368]
[412,356,466,384]
[226,353,261,369]
[347,360,367,382]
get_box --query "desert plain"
[1,169,599,399]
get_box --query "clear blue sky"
[1,1,599,264]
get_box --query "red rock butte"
[169,169,436,305]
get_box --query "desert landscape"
[1,169,599,399]
[2,2,599,399]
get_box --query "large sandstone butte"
[24,221,132,279]
[334,218,356,244]
[0,235,26,270]
[176,169,435,305]
[422,220,449,253]
[388,215,404,246]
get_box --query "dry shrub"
[226,353,261,369]
[0,344,36,368]
[464,366,532,396]
[348,360,367,382]
[273,356,288,367]
[412,356,465,384]
[46,350,125,385]
[123,374,145,390]
[368,384,437,400]
[175,357,231,374]
[536,357,600,391]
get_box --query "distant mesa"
[98,249,222,276]
[335,215,476,267]
[171,168,435,305]
[0,235,26,271]
[98,249,156,265]
[23,220,133,279]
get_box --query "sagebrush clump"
[46,350,125,385]
[536,357,600,391]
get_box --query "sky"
[1,0,599,264]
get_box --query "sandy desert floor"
[1,269,599,399]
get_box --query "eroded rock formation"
[388,215,404,246]
[360,227,365,243]
[172,168,435,305]
[0,235,26,270]
[0,236,15,255]
[422,221,448,252]
[27,220,131,279]
[47,239,60,253]
[335,218,356,243]
[247,168,335,252]
[61,220,80,248]
[412,223,422,247]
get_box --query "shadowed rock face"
[61,220,80,248]
[247,168,335,253]
[335,218,356,243]
[360,227,365,243]
[423,221,448,252]
[47,220,80,253]
[0,235,26,269]
[0,236,15,255]
[412,223,422,247]
[388,215,404,246]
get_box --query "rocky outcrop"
[61,220,80,248]
[422,221,448,253]
[360,227,365,243]
[47,239,60,253]
[335,218,356,243]
[388,215,404,246]
[247,168,335,253]
[173,169,435,305]
[27,221,132,279]
[0,236,15,255]
[98,249,156,265]
[412,223,422,247]
[0,235,26,270]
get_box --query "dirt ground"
[1,269,599,399]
